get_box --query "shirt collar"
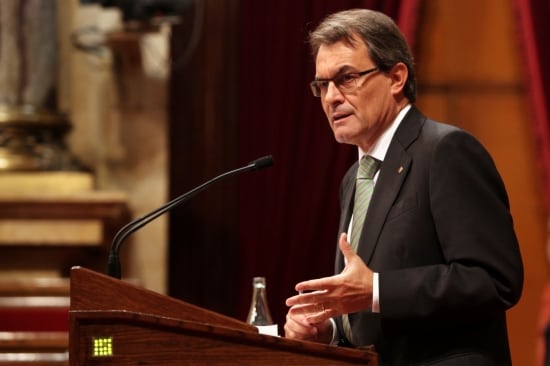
[359,104,411,162]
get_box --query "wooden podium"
[69,267,377,365]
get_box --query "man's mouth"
[332,112,352,123]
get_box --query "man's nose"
[324,81,344,103]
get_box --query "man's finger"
[339,232,355,260]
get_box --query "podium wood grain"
[69,267,377,365]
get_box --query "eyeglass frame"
[309,67,379,98]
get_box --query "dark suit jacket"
[334,106,524,366]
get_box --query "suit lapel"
[357,107,425,265]
[336,163,358,272]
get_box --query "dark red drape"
[236,0,421,328]
[514,0,550,210]
[514,1,550,364]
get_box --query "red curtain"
[514,0,550,209]
[513,1,550,365]
[236,0,421,327]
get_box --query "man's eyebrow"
[314,65,354,81]
[337,65,355,73]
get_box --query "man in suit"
[284,9,524,366]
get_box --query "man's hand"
[285,233,374,326]
[283,309,333,343]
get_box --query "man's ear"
[389,62,408,96]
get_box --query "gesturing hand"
[285,233,374,326]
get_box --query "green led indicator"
[92,336,113,357]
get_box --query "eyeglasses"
[309,67,379,98]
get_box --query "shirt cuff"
[372,272,380,313]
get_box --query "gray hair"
[309,9,416,102]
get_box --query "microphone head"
[250,155,274,170]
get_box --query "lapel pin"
[397,166,404,174]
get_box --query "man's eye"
[318,81,329,89]
[339,74,356,83]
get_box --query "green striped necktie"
[343,154,380,344]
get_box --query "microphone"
[107,155,274,279]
